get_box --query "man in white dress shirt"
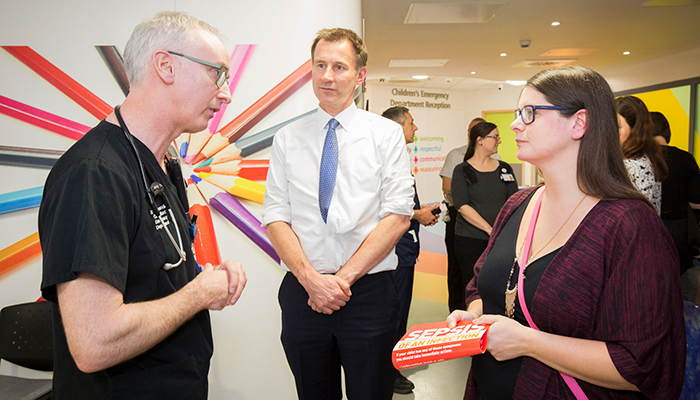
[262,28,414,399]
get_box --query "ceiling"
[362,0,700,90]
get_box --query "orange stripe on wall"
[415,250,447,276]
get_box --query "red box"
[392,320,490,370]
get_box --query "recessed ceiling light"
[471,71,477,75]
[551,21,560,26]
[412,75,429,80]
[500,53,507,57]
[506,80,527,86]
[623,51,630,55]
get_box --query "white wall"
[0,1,360,399]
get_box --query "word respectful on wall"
[390,88,452,110]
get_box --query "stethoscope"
[114,105,187,270]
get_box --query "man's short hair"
[124,11,225,88]
[381,106,409,125]
[311,28,368,70]
[650,111,671,143]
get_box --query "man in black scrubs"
[381,106,439,394]
[39,12,246,399]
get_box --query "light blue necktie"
[319,118,339,223]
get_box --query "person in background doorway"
[381,106,439,394]
[451,121,518,305]
[440,117,485,311]
[615,95,667,214]
[651,110,700,276]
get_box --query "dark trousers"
[279,271,398,400]
[445,205,463,311]
[454,235,489,298]
[391,263,415,341]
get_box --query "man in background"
[39,12,246,399]
[439,116,484,311]
[263,28,414,399]
[381,106,439,394]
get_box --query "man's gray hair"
[123,11,225,88]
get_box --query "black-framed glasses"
[484,134,500,140]
[514,105,573,125]
[168,51,230,89]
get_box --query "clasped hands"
[304,273,352,315]
[414,204,440,227]
[196,260,247,310]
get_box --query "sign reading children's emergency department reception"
[368,85,466,207]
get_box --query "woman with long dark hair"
[615,95,668,214]
[450,121,518,307]
[447,66,685,399]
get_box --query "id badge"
[500,167,514,182]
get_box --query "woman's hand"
[446,310,479,328]
[473,314,532,361]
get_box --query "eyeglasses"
[514,105,574,125]
[168,51,230,88]
[484,134,500,140]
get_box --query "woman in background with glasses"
[615,95,667,215]
[450,122,519,306]
[447,66,685,399]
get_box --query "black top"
[661,145,700,220]
[451,161,518,240]
[471,190,558,399]
[39,120,212,399]
[395,184,421,267]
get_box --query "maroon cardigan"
[464,187,686,399]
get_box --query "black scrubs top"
[39,120,212,399]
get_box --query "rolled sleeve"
[378,126,414,219]
[261,131,292,226]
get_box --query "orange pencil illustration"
[194,159,269,181]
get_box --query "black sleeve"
[39,158,137,301]
[682,153,700,204]
[451,163,471,210]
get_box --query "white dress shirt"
[262,103,415,274]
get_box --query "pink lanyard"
[518,188,589,400]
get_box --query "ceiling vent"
[404,3,506,24]
[389,59,449,68]
[642,0,699,6]
[539,48,600,57]
[388,77,425,84]
[511,59,577,68]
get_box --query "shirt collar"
[316,102,357,132]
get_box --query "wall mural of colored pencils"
[0,95,90,140]
[0,145,64,169]
[0,232,41,277]
[0,186,43,214]
[95,45,130,96]
[0,44,297,284]
[198,172,265,204]
[192,58,312,164]
[192,176,279,263]
[194,159,269,180]
[2,46,112,119]
[187,182,222,267]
